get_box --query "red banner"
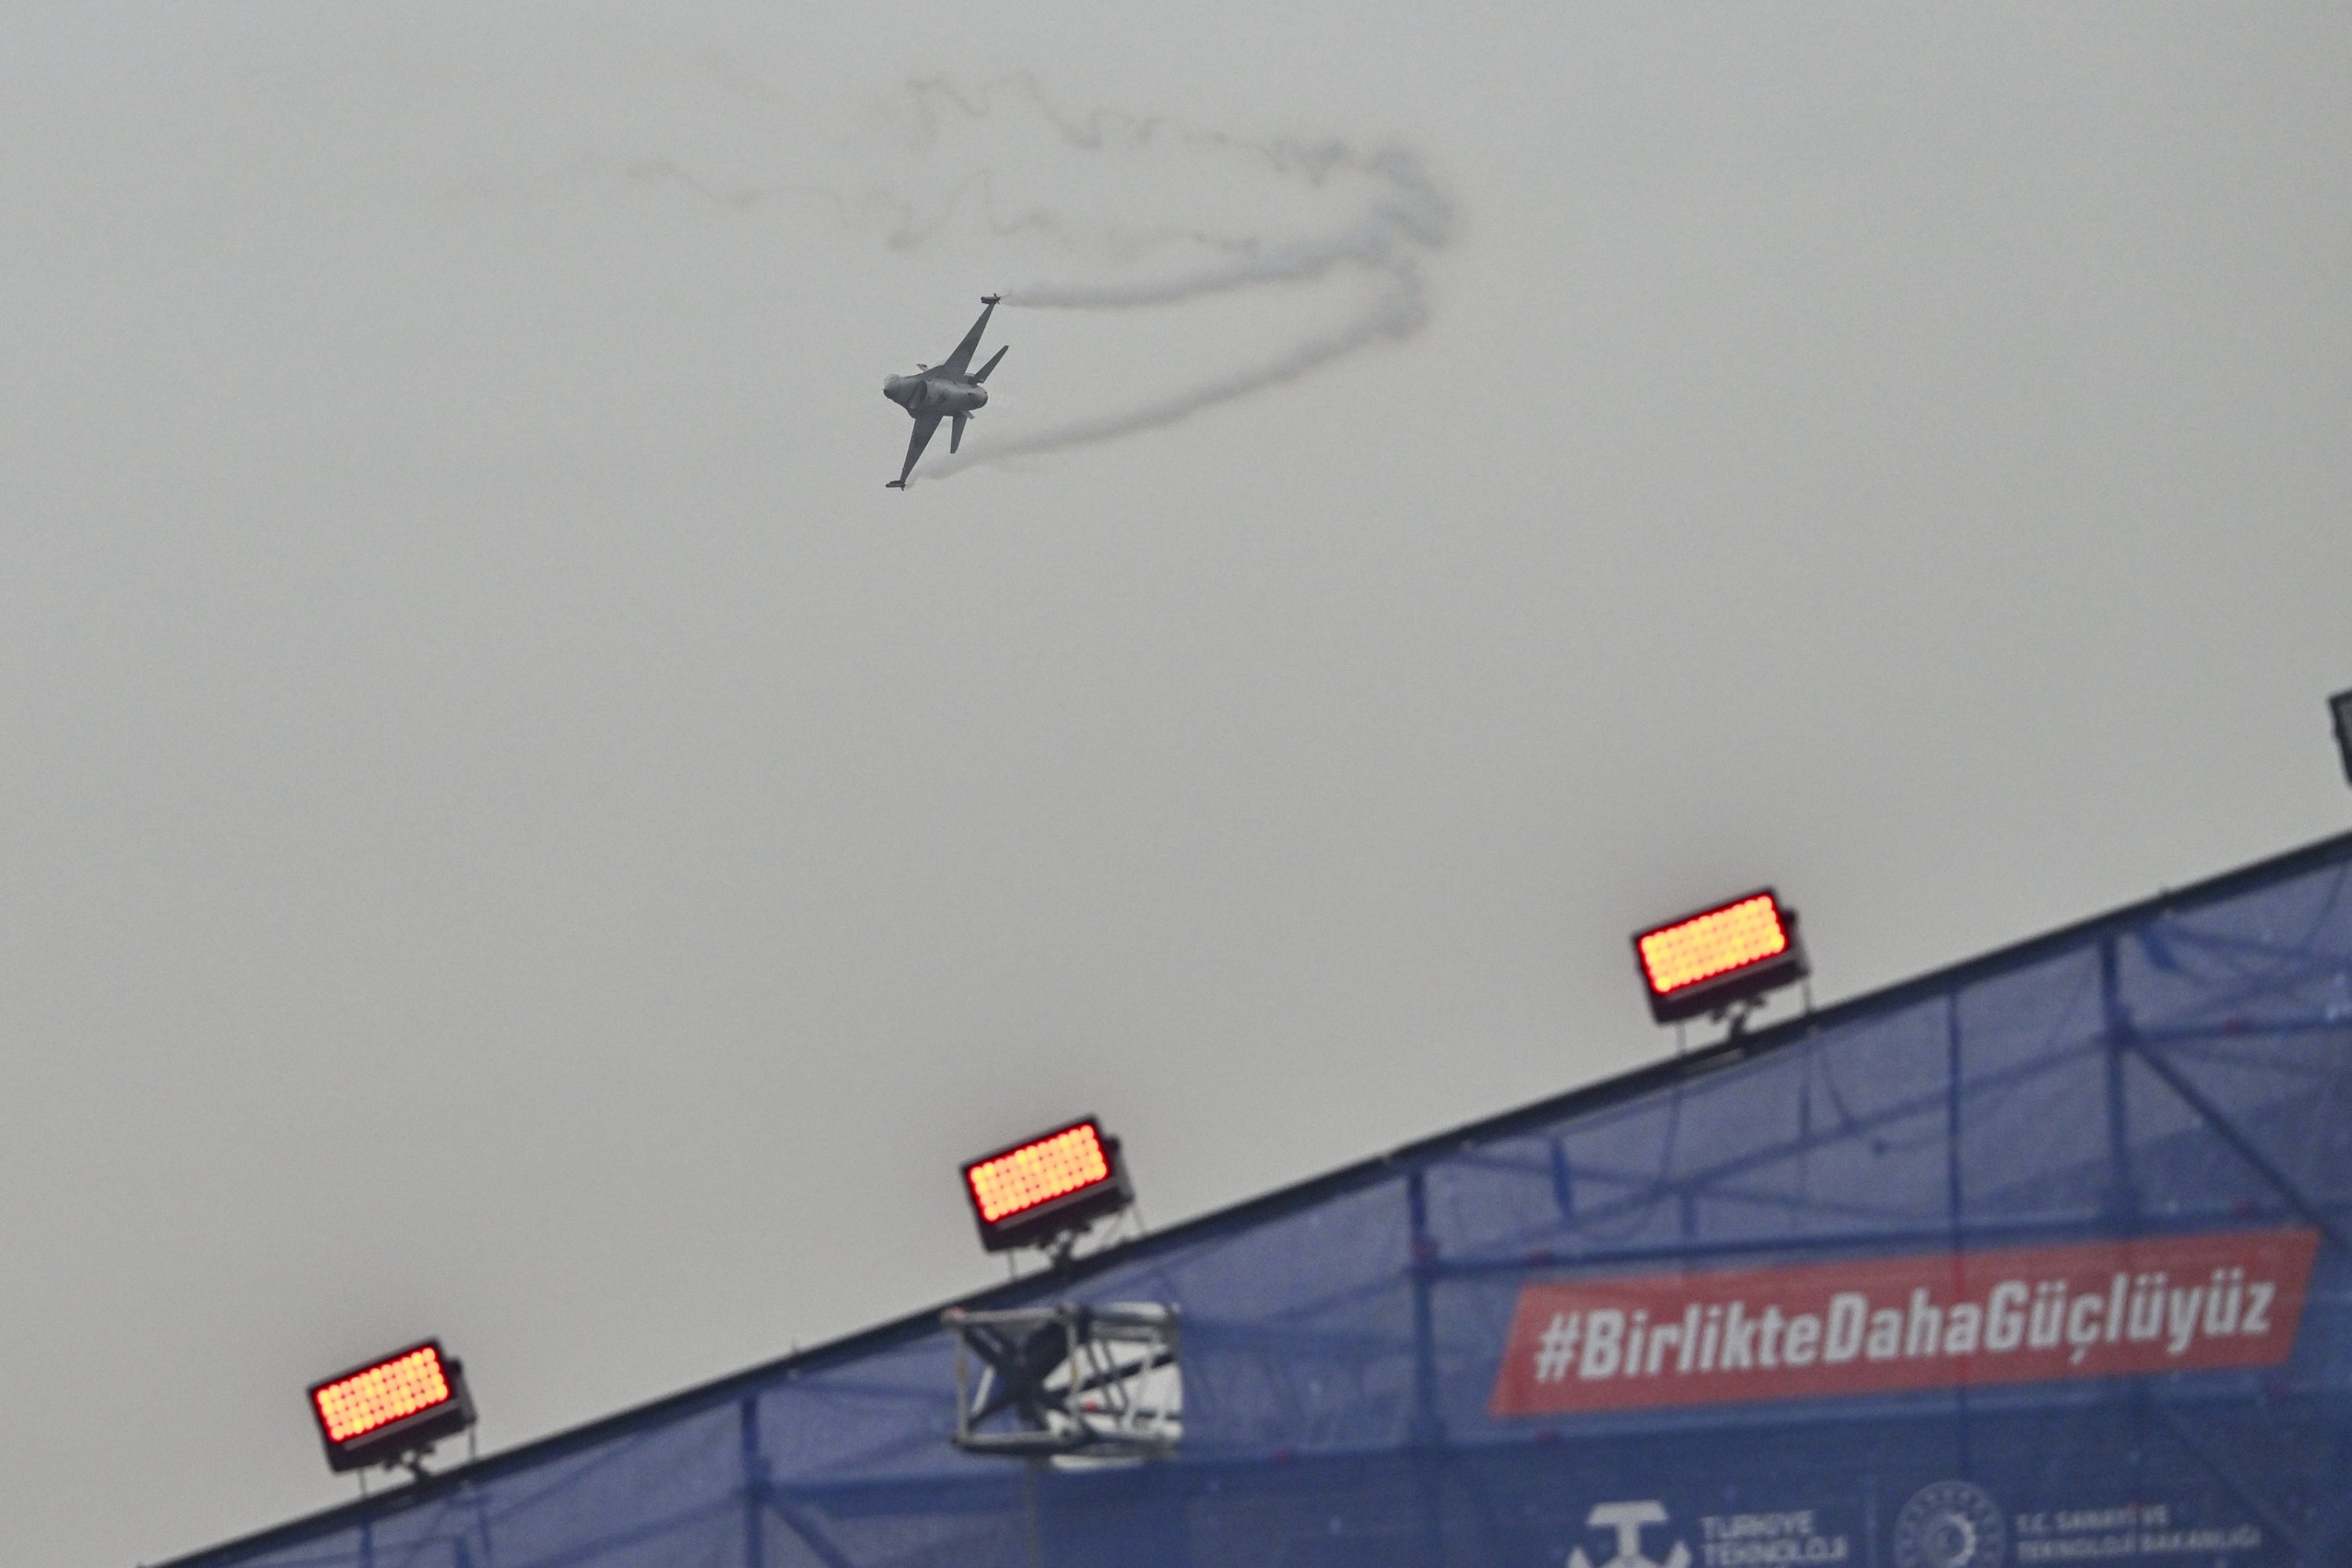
[1490,1226,2318,1417]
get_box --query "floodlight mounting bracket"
[946,1301,1181,1461]
[1031,1208,1140,1272]
[1715,994,1770,1040]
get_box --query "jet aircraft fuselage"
[883,371,988,418]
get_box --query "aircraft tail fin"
[950,413,967,455]
[974,345,1009,383]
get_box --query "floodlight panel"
[312,1344,455,1444]
[967,1122,1112,1224]
[1638,893,1791,997]
[2332,688,2352,786]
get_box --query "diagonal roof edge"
[151,826,2352,1568]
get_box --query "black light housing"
[2332,688,2352,788]
[960,1118,1134,1254]
[307,1341,477,1473]
[1632,889,1810,1025]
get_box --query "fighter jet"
[882,296,1007,488]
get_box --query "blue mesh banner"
[165,837,2352,1568]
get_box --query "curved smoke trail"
[917,118,1453,483]
[994,147,1449,310]
[495,71,1457,483]
[925,272,1428,480]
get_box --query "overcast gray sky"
[5,7,2350,1564]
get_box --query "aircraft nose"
[972,386,989,408]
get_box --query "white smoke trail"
[474,71,1455,481]
[924,142,1450,481]
[998,148,1448,308]
[926,273,1427,479]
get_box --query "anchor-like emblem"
[1566,1501,1691,1568]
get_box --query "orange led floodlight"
[1633,889,1808,1023]
[307,1341,475,1472]
[961,1118,1133,1253]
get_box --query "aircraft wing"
[939,296,1000,375]
[889,412,942,488]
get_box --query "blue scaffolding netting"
[163,833,2352,1568]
